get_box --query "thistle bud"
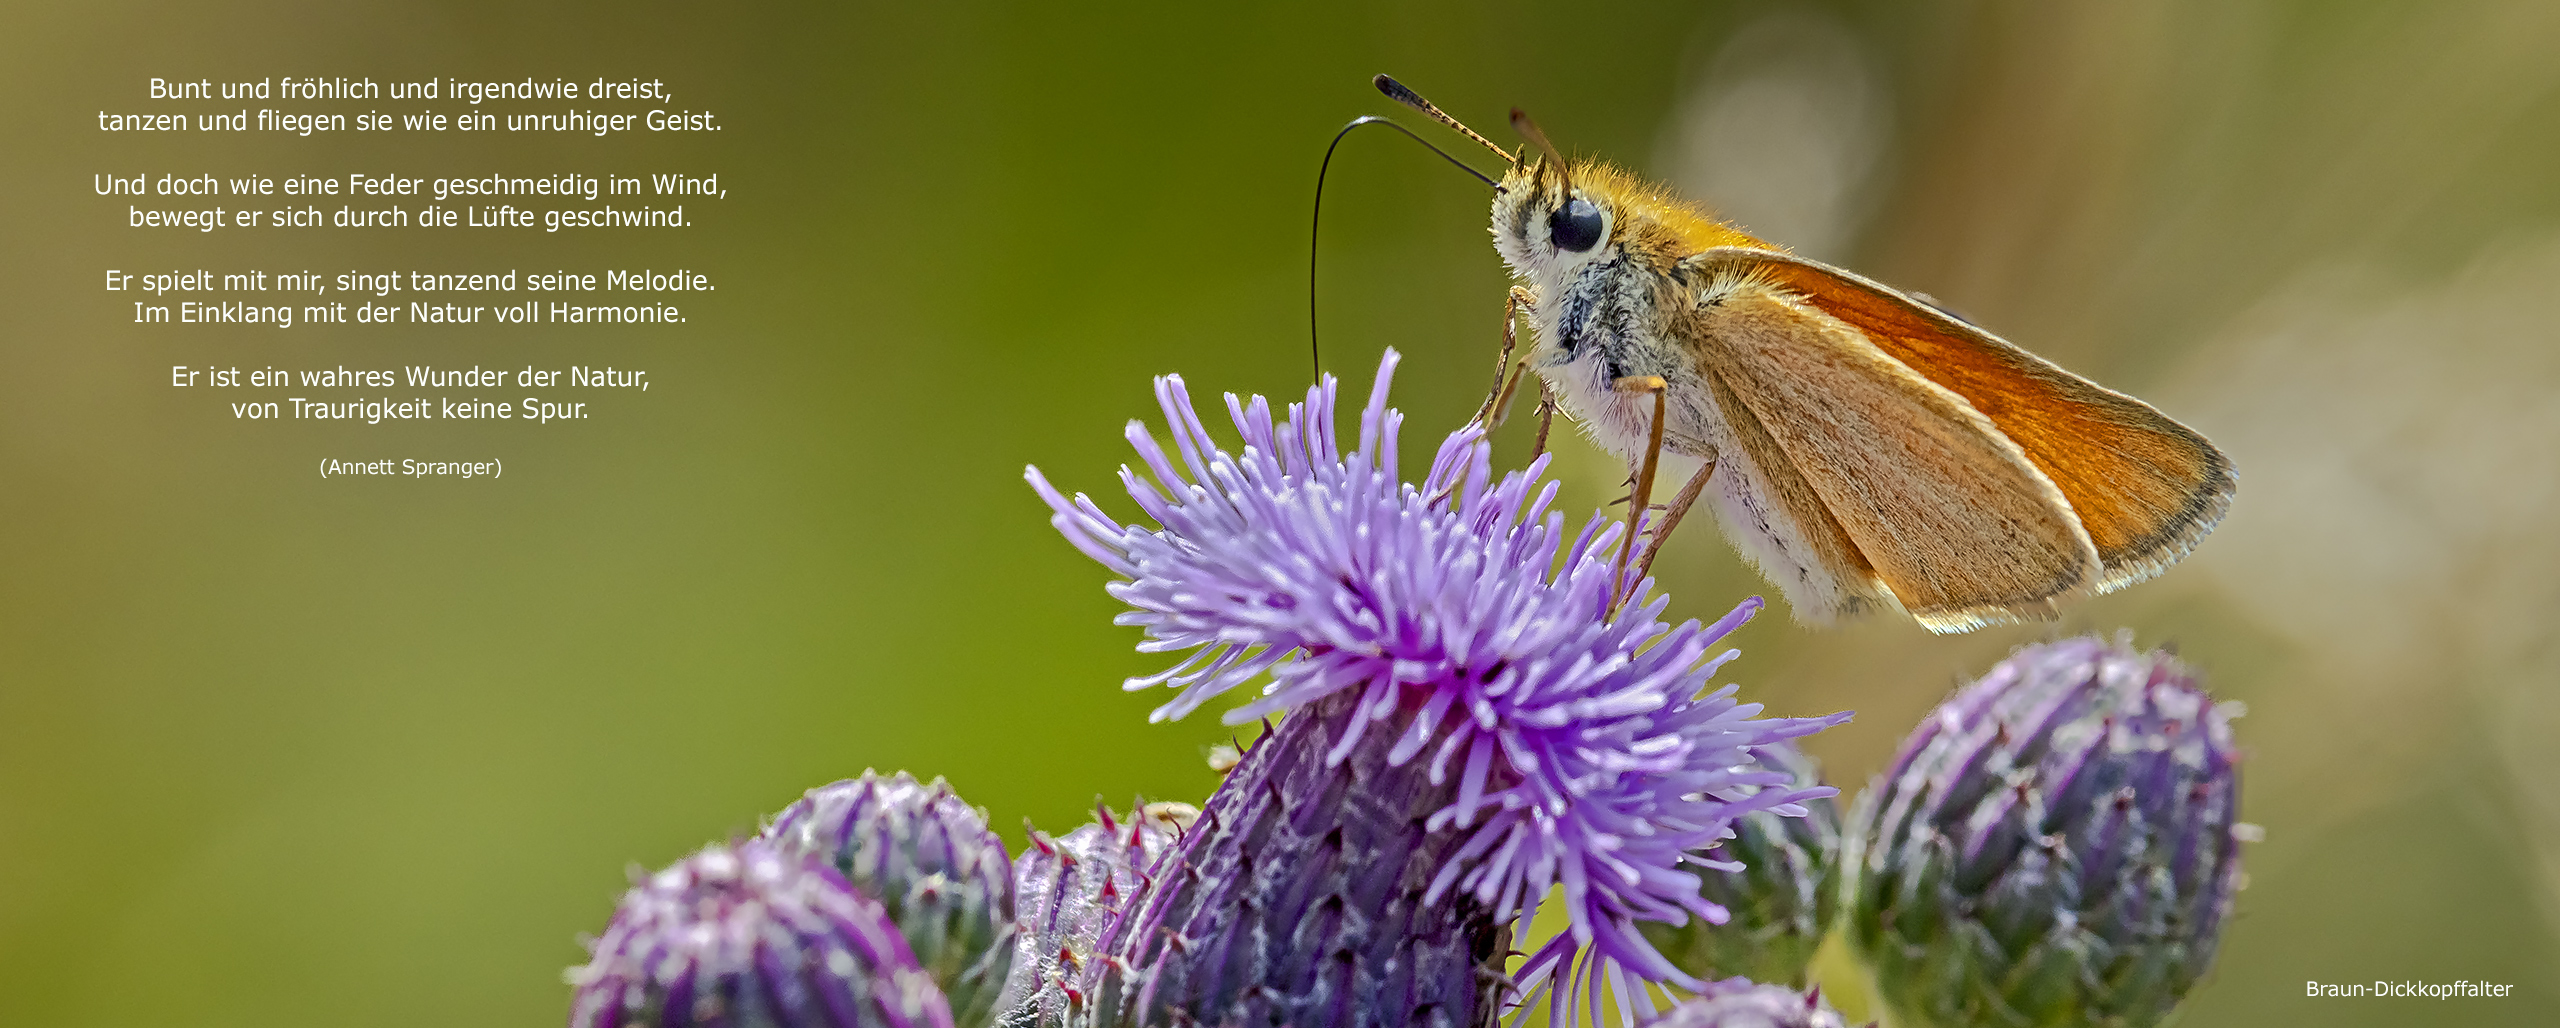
[1645,982,1851,1028]
[1846,636,2245,1028]
[568,841,953,1028]
[1641,743,1842,987]
[995,802,1187,1028]
[765,772,1016,1027]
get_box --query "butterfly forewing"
[1711,248,2237,592]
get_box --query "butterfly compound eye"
[1549,197,1604,252]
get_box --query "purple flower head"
[1026,351,1849,1016]
[568,840,956,1028]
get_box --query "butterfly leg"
[1633,456,1719,584]
[1609,375,1669,613]
[1528,382,1560,461]
[1476,287,1537,428]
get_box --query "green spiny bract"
[994,801,1189,1028]
[765,771,1017,1028]
[1071,693,1514,1028]
[1846,636,2245,1028]
[1640,742,1841,988]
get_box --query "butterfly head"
[1491,154,1619,288]
[1494,108,1624,287]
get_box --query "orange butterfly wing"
[1697,248,2236,592]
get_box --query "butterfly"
[1375,75,2233,633]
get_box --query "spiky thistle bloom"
[568,841,955,1028]
[1644,982,1852,1028]
[763,772,1017,1027]
[1640,743,1841,988]
[1846,636,2245,1028]
[1026,350,1848,1022]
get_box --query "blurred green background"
[4,1,2556,1024]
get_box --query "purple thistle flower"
[1026,350,1849,1021]
[568,840,955,1028]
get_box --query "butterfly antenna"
[1310,114,1498,379]
[1509,108,1575,198]
[1373,75,1516,163]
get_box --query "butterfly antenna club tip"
[1374,73,1512,162]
